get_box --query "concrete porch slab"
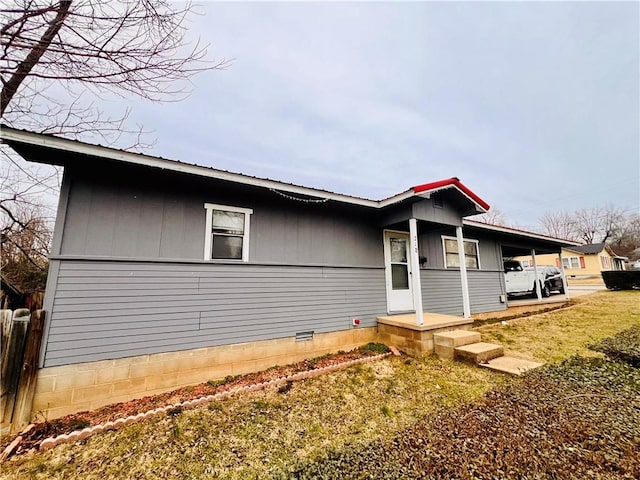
[377,312,472,331]
[377,312,473,357]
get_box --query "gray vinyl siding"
[420,269,507,316]
[60,171,383,267]
[421,269,464,315]
[44,260,386,367]
[467,270,507,313]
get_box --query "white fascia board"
[463,219,580,246]
[378,190,415,208]
[0,127,381,209]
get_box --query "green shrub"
[358,342,390,354]
[601,270,640,290]
[590,324,640,368]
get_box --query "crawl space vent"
[295,331,314,342]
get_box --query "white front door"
[384,231,414,313]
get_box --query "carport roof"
[463,219,580,256]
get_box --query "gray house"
[1,127,573,420]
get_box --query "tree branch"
[1,0,71,116]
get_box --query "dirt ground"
[472,300,571,323]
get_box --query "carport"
[462,220,579,303]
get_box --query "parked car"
[525,265,565,295]
[504,261,565,298]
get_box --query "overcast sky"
[118,1,638,229]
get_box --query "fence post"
[0,309,30,428]
[0,310,13,355]
[12,310,46,432]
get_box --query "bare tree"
[538,210,579,241]
[608,212,640,261]
[573,206,626,244]
[2,0,228,141]
[539,205,632,244]
[1,1,227,295]
[471,208,509,226]
[1,203,51,302]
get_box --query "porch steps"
[433,330,481,360]
[433,330,543,375]
[479,356,544,375]
[454,342,504,364]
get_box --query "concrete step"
[454,342,504,364]
[479,356,544,375]
[433,330,482,360]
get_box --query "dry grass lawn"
[478,290,639,362]
[1,290,637,479]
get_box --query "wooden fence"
[1,309,45,434]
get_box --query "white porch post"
[532,249,542,300]
[409,218,424,326]
[456,226,471,318]
[559,251,569,300]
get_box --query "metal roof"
[0,125,488,212]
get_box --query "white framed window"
[601,256,611,269]
[442,236,480,269]
[204,203,253,262]
[561,256,581,269]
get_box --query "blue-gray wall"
[43,260,386,367]
[59,166,383,266]
[40,162,507,367]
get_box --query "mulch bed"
[2,346,386,457]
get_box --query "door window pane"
[390,238,407,263]
[391,264,409,289]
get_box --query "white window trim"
[441,235,481,269]
[204,203,253,262]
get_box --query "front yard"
[1,291,638,479]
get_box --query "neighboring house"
[516,243,627,279]
[0,127,575,421]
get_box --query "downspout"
[456,226,471,318]
[409,218,424,326]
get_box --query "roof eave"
[1,126,384,209]
[463,219,581,246]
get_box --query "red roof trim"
[413,177,490,211]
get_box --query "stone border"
[1,352,391,458]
